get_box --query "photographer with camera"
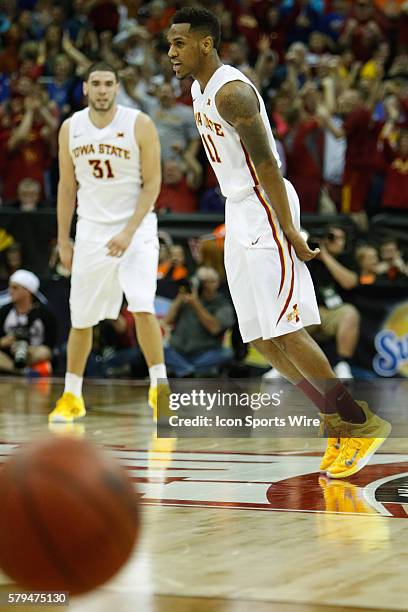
[0,270,57,374]
[307,226,360,378]
[164,266,234,377]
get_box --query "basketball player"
[49,62,167,424]
[167,9,390,479]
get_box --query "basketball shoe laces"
[336,437,365,467]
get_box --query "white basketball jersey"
[69,105,142,224]
[192,65,281,199]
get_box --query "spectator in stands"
[0,24,22,76]
[75,27,100,63]
[86,0,120,35]
[3,88,58,202]
[285,81,324,213]
[225,37,251,71]
[96,305,145,379]
[17,10,35,43]
[0,269,57,374]
[320,0,349,42]
[339,0,386,63]
[65,0,90,41]
[306,31,334,67]
[235,2,260,57]
[1,243,24,278]
[318,86,383,230]
[18,41,43,82]
[15,178,42,211]
[380,128,408,211]
[146,0,174,36]
[157,244,189,300]
[355,245,379,285]
[282,0,323,46]
[156,158,201,214]
[254,37,282,99]
[46,53,82,118]
[198,236,227,290]
[308,226,360,378]
[158,230,173,265]
[146,83,199,164]
[321,87,346,210]
[164,266,234,377]
[38,23,63,75]
[116,65,144,110]
[377,238,408,278]
[262,8,287,63]
[284,42,311,90]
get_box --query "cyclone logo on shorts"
[373,301,408,377]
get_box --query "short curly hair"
[172,8,221,50]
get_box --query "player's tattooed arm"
[215,81,274,167]
[215,81,319,262]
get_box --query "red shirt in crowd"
[381,139,408,210]
[88,1,119,33]
[156,178,198,214]
[343,107,382,173]
[2,121,49,202]
[285,118,324,213]
[340,17,386,63]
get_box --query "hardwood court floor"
[0,378,407,612]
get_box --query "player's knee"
[273,330,305,354]
[272,334,289,353]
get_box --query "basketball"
[0,436,140,595]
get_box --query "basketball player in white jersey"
[49,62,168,424]
[167,8,390,479]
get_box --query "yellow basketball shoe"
[320,438,341,472]
[318,412,343,472]
[48,392,86,423]
[148,383,171,424]
[326,402,391,479]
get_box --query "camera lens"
[14,340,29,369]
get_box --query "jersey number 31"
[88,159,115,179]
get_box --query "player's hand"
[58,240,74,271]
[287,230,320,262]
[106,230,132,258]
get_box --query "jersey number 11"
[201,134,221,163]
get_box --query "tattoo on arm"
[215,81,276,168]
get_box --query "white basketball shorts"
[70,213,159,328]
[224,179,320,343]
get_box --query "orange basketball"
[0,436,140,595]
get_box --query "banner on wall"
[353,284,408,377]
[373,300,408,377]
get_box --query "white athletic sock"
[64,373,83,398]
[149,363,167,387]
